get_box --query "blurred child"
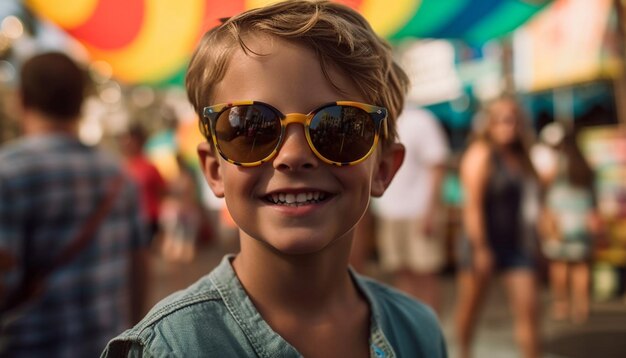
[102,1,447,356]
[538,123,598,324]
[159,154,202,263]
[118,124,166,243]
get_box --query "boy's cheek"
[197,142,225,198]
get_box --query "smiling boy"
[102,1,447,357]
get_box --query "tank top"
[484,151,539,253]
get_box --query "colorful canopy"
[25,0,551,86]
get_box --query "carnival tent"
[25,0,551,86]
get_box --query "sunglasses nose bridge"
[282,113,312,128]
[279,113,314,152]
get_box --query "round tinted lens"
[215,104,281,163]
[308,105,376,163]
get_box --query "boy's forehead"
[231,34,314,66]
[236,33,294,56]
[212,35,365,108]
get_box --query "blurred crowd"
[354,96,621,358]
[0,51,624,358]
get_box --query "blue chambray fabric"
[0,134,148,357]
[102,255,447,357]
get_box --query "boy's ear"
[197,142,225,198]
[371,143,405,197]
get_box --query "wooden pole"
[500,36,516,96]
[612,0,626,125]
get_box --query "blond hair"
[185,0,409,145]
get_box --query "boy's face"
[198,35,404,255]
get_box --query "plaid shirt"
[0,134,148,357]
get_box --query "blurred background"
[1,0,626,357]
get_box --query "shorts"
[542,237,591,262]
[456,236,536,272]
[376,217,445,273]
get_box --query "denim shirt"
[102,255,447,357]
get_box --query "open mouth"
[264,191,331,207]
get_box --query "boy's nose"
[272,124,318,171]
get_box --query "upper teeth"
[268,192,326,205]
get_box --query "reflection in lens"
[309,106,375,163]
[216,104,281,163]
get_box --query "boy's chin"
[264,239,332,256]
[239,225,355,257]
[254,234,342,257]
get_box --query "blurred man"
[372,106,450,314]
[0,52,149,356]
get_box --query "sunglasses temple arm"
[382,117,389,139]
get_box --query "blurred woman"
[456,97,541,358]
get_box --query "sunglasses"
[200,101,388,167]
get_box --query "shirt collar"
[209,254,395,358]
